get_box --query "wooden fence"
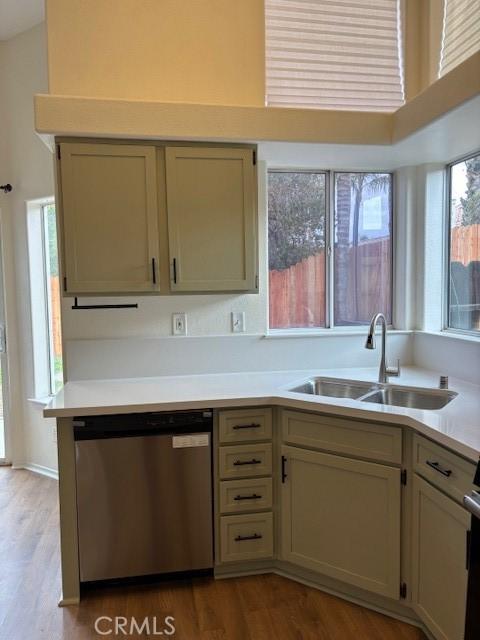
[269,253,326,329]
[269,238,391,329]
[450,224,480,265]
[269,225,480,329]
[47,225,480,336]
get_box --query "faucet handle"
[386,359,401,377]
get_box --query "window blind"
[265,0,405,112]
[439,0,480,77]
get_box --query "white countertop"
[44,366,480,462]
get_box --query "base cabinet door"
[280,445,401,599]
[412,474,469,640]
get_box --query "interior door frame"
[0,207,12,464]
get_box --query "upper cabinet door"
[165,147,257,292]
[60,143,160,294]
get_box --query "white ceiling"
[0,0,44,41]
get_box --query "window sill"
[263,329,412,339]
[416,330,480,344]
[28,396,53,409]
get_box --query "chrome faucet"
[365,313,400,384]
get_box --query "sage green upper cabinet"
[280,445,401,599]
[59,143,160,294]
[165,146,258,292]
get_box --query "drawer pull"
[235,533,263,542]
[281,455,287,483]
[233,458,262,466]
[234,494,262,501]
[426,460,452,477]
[233,423,261,430]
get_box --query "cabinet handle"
[151,257,157,285]
[466,529,472,570]
[234,494,262,501]
[233,458,261,466]
[235,533,262,542]
[281,455,287,483]
[426,460,452,477]
[172,258,177,284]
[233,423,261,430]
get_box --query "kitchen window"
[268,171,327,329]
[268,171,393,330]
[27,199,64,398]
[446,152,480,335]
[334,172,393,326]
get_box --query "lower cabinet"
[220,512,274,563]
[280,444,401,599]
[217,408,274,565]
[411,474,470,640]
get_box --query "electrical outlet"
[231,311,246,333]
[52,425,57,443]
[172,313,187,336]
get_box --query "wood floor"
[0,467,426,640]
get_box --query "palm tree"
[336,173,390,323]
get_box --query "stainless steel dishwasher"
[74,410,213,582]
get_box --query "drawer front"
[219,478,273,514]
[413,434,475,503]
[220,512,273,563]
[219,443,272,479]
[281,410,402,464]
[219,408,272,443]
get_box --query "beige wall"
[404,0,445,100]
[46,0,448,107]
[0,24,57,472]
[46,0,265,106]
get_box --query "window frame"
[41,202,62,395]
[27,197,64,400]
[443,150,480,338]
[267,168,395,333]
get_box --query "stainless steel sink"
[288,377,375,400]
[287,376,458,410]
[361,386,457,410]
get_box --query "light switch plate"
[172,313,187,336]
[231,311,246,333]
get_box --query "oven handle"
[463,492,480,519]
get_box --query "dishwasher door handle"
[464,492,480,519]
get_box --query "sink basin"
[288,376,458,410]
[361,386,457,410]
[289,377,374,400]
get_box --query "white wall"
[0,24,57,472]
[413,332,480,385]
